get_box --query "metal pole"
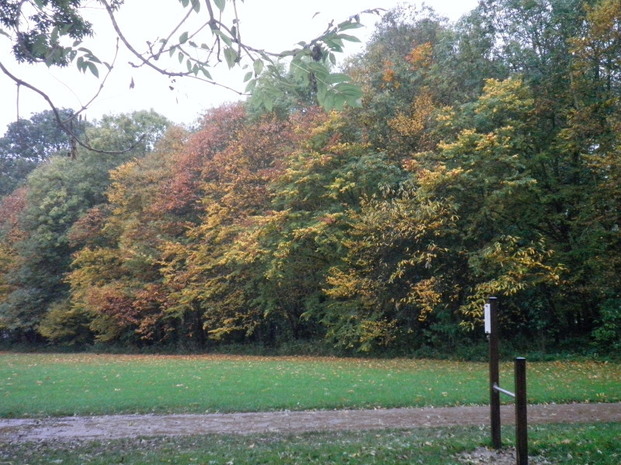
[488,297,501,449]
[515,357,528,465]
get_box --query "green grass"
[1,353,620,418]
[1,424,620,465]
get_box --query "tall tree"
[161,107,305,345]
[562,0,621,348]
[0,111,170,340]
[64,131,186,345]
[0,188,27,335]
[0,109,79,197]
[324,77,563,351]
[248,111,406,344]
[345,5,449,155]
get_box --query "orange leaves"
[153,109,324,343]
[83,285,136,342]
[0,187,28,243]
[381,42,433,90]
[406,42,433,69]
[162,107,246,214]
[67,206,109,249]
[195,110,299,217]
[381,60,399,88]
[389,89,436,148]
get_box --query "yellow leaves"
[406,42,433,69]
[68,247,124,289]
[306,111,344,140]
[328,174,357,197]
[38,301,90,343]
[107,160,140,209]
[437,129,477,153]
[591,0,621,36]
[406,159,465,202]
[358,319,398,350]
[325,268,378,304]
[476,78,534,121]
[461,235,565,319]
[580,0,621,51]
[327,142,360,156]
[407,277,442,322]
[389,89,435,140]
[435,106,456,123]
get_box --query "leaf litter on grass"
[456,447,551,465]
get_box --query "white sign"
[484,303,491,334]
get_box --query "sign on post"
[484,303,491,334]
[487,297,501,449]
[486,297,529,465]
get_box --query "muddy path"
[1,403,620,443]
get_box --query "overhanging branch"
[0,60,144,156]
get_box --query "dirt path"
[1,403,620,443]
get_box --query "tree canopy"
[1,0,620,355]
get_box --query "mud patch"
[456,447,551,465]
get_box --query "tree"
[254,111,406,345]
[563,0,621,348]
[476,0,588,139]
[323,183,461,352]
[0,111,170,340]
[4,1,620,354]
[322,77,564,351]
[64,126,188,345]
[344,5,449,155]
[343,4,504,159]
[0,188,27,335]
[0,109,80,197]
[161,107,306,345]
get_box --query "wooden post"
[515,357,528,465]
[488,297,501,449]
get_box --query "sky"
[0,0,479,134]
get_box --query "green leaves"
[76,52,101,77]
[2,0,373,115]
[253,59,264,76]
[223,47,238,68]
[320,82,363,111]
[179,0,201,11]
[4,0,93,66]
[4,1,621,354]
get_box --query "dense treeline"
[1,0,620,355]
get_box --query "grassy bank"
[1,353,619,418]
[2,424,620,465]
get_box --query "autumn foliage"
[1,1,621,354]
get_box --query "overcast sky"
[0,0,479,133]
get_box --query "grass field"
[2,423,621,465]
[1,352,620,418]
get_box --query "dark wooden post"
[488,296,501,449]
[515,357,528,465]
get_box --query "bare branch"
[74,38,120,119]
[0,60,144,156]
[155,8,194,60]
